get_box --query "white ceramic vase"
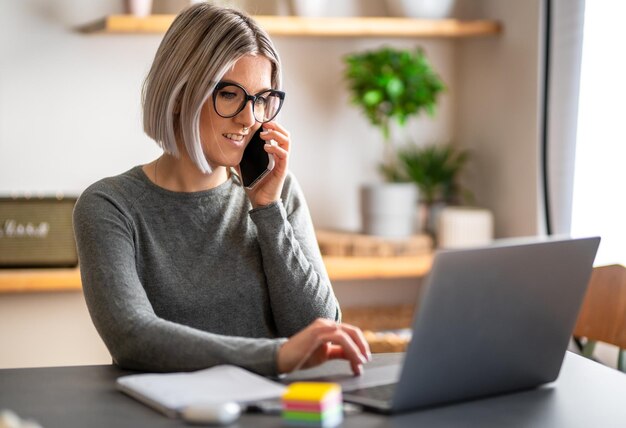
[290,0,329,17]
[386,0,456,19]
[126,0,153,17]
[437,206,494,249]
[360,183,418,238]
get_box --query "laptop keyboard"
[346,382,397,401]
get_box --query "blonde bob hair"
[142,3,282,173]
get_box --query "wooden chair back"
[573,264,626,349]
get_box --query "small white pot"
[386,0,456,19]
[290,0,329,17]
[125,0,153,17]
[360,183,418,238]
[437,206,494,249]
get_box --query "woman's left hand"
[242,121,290,208]
[277,318,372,376]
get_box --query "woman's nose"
[236,100,256,129]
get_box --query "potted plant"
[397,143,471,237]
[343,46,445,237]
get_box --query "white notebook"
[116,365,286,418]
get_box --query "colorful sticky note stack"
[281,382,343,427]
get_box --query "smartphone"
[239,127,275,189]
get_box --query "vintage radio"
[0,196,78,268]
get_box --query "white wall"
[456,0,544,237]
[0,1,162,195]
[0,291,111,368]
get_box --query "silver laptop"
[331,236,599,413]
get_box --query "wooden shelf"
[324,254,433,281]
[80,15,501,38]
[0,268,81,293]
[0,254,432,293]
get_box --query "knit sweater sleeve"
[73,183,285,375]
[249,173,341,337]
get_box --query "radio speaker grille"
[0,197,78,268]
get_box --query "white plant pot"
[290,0,329,17]
[360,183,418,238]
[437,206,494,249]
[125,0,153,17]
[386,0,456,19]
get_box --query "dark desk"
[1,352,626,427]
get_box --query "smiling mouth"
[223,133,246,142]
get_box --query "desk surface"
[1,352,625,428]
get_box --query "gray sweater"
[73,166,340,375]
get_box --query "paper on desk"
[116,365,286,418]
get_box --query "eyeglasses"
[212,81,285,123]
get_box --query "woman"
[73,3,370,376]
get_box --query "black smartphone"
[239,127,275,189]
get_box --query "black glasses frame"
[212,81,286,123]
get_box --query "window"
[571,1,626,266]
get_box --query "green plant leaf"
[363,90,383,106]
[343,46,446,182]
[386,78,404,98]
[397,143,470,204]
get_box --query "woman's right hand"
[277,318,372,376]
